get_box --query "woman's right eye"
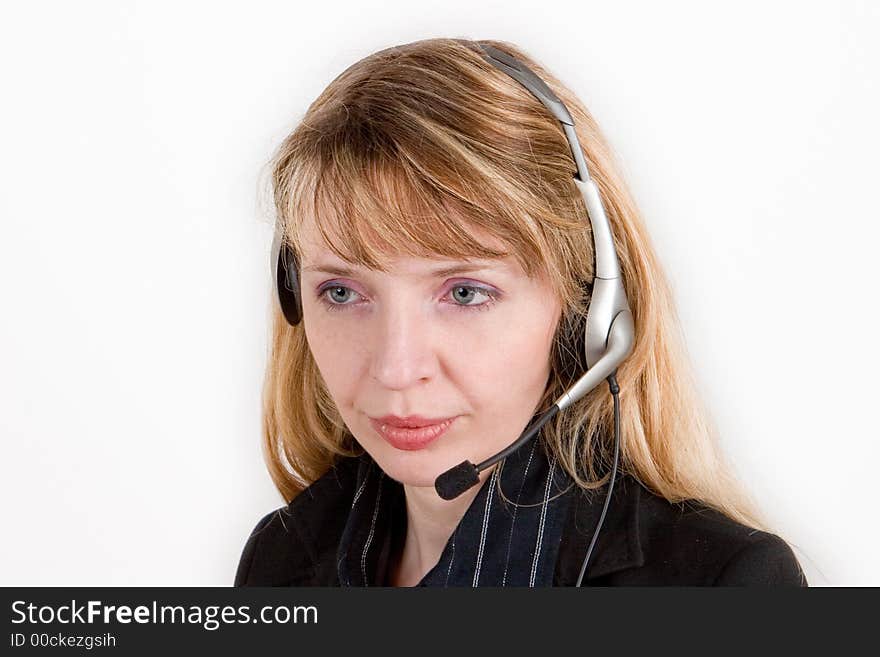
[318,285,362,311]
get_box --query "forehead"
[296,211,524,277]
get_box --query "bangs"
[287,129,546,278]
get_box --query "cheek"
[303,318,363,399]
[475,304,557,374]
[457,314,557,414]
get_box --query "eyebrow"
[301,262,503,278]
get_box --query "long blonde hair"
[259,37,768,532]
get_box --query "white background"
[1,0,876,586]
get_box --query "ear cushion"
[276,245,303,325]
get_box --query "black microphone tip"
[434,461,480,500]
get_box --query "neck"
[389,463,499,586]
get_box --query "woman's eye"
[318,285,362,310]
[447,285,498,311]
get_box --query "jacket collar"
[337,437,574,587]
[554,468,646,584]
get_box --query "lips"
[372,414,455,428]
[369,415,457,451]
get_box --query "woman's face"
[298,216,562,490]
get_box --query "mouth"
[368,416,458,451]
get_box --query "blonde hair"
[259,37,768,532]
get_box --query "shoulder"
[233,506,303,586]
[632,478,807,586]
[566,473,807,586]
[234,456,362,586]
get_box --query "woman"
[234,37,807,586]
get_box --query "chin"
[362,441,454,490]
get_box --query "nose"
[367,301,437,391]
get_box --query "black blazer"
[235,454,807,587]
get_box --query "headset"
[270,42,635,586]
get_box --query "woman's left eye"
[445,284,499,311]
[316,283,500,313]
